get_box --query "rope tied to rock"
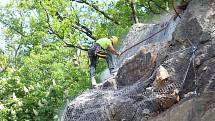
[120,22,170,56]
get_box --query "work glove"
[116,52,121,57]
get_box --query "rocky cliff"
[61,0,215,120]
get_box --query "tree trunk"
[129,0,139,24]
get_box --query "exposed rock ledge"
[149,93,215,121]
[61,0,215,120]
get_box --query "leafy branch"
[55,12,97,40]
[73,0,120,25]
[39,1,88,51]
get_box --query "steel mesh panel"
[61,46,195,121]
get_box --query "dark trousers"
[88,44,114,77]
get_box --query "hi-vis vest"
[95,38,112,58]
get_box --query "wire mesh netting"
[61,44,198,121]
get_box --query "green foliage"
[0,0,174,120]
[0,43,90,120]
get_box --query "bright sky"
[0,0,10,50]
[0,0,9,5]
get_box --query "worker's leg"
[89,55,97,77]
[106,52,115,74]
[88,47,97,86]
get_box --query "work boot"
[91,76,97,88]
[110,68,118,78]
[110,71,117,79]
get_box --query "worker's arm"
[107,44,120,56]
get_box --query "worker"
[88,36,120,88]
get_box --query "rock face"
[149,93,215,121]
[61,0,215,120]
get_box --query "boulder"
[61,0,215,120]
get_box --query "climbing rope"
[120,23,170,56]
[119,0,187,56]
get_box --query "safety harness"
[94,43,107,58]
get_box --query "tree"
[0,0,175,120]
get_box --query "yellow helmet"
[111,36,118,46]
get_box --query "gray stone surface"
[61,0,215,120]
[149,93,215,121]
